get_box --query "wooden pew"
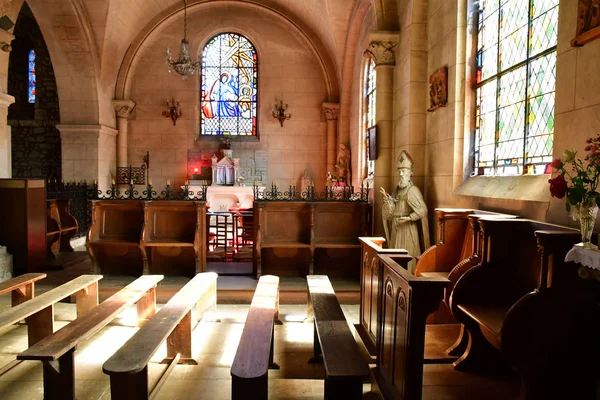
[415,209,515,352]
[140,200,207,276]
[253,201,372,278]
[87,200,145,275]
[103,272,217,400]
[375,254,449,400]
[231,275,280,400]
[449,219,598,398]
[46,199,79,258]
[357,237,408,358]
[0,273,46,374]
[18,275,163,400]
[46,200,61,258]
[306,275,370,400]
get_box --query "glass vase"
[576,202,599,250]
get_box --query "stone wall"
[7,2,60,180]
[126,5,328,191]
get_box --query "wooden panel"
[313,203,369,245]
[18,275,163,361]
[0,179,47,274]
[0,275,103,330]
[101,207,144,242]
[104,272,217,375]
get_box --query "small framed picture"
[367,125,377,161]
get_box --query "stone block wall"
[7,2,60,180]
[126,5,328,191]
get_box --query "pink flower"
[551,158,563,169]
[548,175,568,199]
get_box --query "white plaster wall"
[126,5,328,191]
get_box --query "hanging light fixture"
[166,0,199,80]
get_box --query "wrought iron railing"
[253,182,370,202]
[89,182,208,201]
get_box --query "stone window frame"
[362,57,376,181]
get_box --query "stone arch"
[9,0,101,125]
[115,0,340,103]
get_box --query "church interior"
[0,0,598,399]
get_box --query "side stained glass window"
[364,59,376,176]
[474,0,558,176]
[201,33,257,136]
[28,50,35,104]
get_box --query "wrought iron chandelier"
[166,0,199,80]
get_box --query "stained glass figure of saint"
[201,33,257,136]
[28,50,36,104]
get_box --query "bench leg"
[26,305,54,347]
[75,282,99,318]
[42,348,75,400]
[12,282,34,307]
[308,323,323,364]
[136,286,156,326]
[453,322,504,373]
[164,310,197,365]
[325,377,363,400]
[232,374,268,400]
[269,324,279,370]
[109,368,149,400]
[446,324,469,357]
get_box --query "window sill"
[455,174,551,203]
[195,135,259,143]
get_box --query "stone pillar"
[57,124,118,190]
[364,34,398,236]
[322,102,340,175]
[0,28,15,178]
[0,93,14,178]
[113,100,136,168]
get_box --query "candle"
[167,180,171,186]
[111,178,115,185]
[272,180,275,186]
[185,180,189,186]
[94,179,97,185]
[130,178,133,184]
[149,179,152,185]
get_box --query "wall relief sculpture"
[427,67,448,112]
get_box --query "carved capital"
[364,41,397,66]
[113,100,136,119]
[322,102,340,120]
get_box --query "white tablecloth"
[565,247,600,281]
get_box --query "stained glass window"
[28,50,35,104]
[364,58,376,176]
[474,0,558,175]
[201,33,257,136]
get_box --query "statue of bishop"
[380,151,430,273]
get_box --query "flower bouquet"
[549,136,600,249]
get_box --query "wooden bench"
[87,200,145,275]
[0,275,101,374]
[140,200,207,276]
[103,272,217,400]
[449,219,597,398]
[306,275,370,400]
[231,275,280,400]
[18,275,163,400]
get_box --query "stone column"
[322,102,340,175]
[0,93,14,178]
[364,34,398,236]
[113,100,136,168]
[57,124,118,190]
[0,28,15,178]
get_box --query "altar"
[188,183,258,211]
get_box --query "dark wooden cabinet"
[0,179,47,274]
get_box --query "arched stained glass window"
[364,58,376,176]
[28,49,36,104]
[473,0,558,175]
[201,33,257,136]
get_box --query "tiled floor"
[0,298,520,400]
